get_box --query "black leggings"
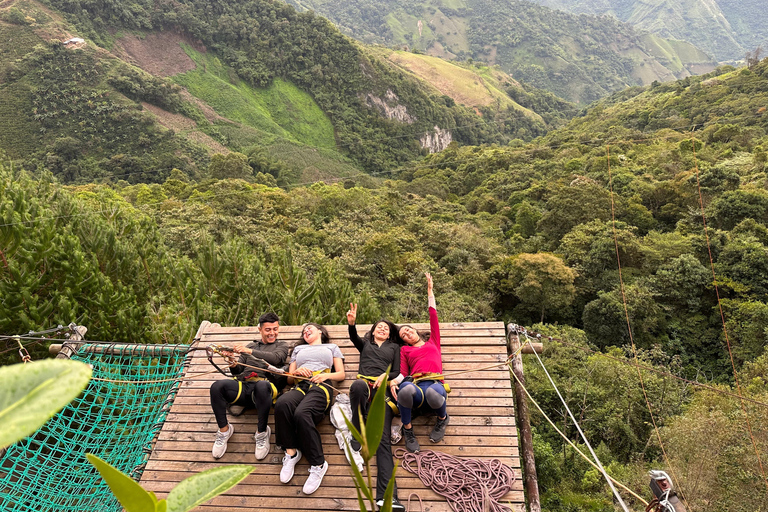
[209,379,274,432]
[349,379,398,501]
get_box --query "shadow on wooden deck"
[140,321,525,512]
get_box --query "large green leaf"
[0,359,92,449]
[86,454,157,512]
[166,465,253,512]
[364,370,389,457]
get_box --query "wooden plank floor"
[140,322,525,512]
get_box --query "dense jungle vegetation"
[3,56,768,510]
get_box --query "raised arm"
[426,272,441,350]
[346,303,365,352]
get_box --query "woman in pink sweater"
[390,273,448,453]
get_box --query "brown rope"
[394,449,517,512]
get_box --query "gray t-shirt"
[291,343,344,373]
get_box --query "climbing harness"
[357,374,400,414]
[394,448,517,512]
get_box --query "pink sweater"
[400,307,442,377]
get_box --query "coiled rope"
[394,448,517,512]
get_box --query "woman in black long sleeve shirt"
[346,303,405,512]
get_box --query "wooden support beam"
[521,343,543,354]
[507,324,541,512]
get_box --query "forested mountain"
[286,0,716,103]
[531,0,768,62]
[0,0,569,186]
[3,57,768,510]
[2,0,768,509]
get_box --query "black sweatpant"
[209,379,274,432]
[349,379,398,501]
[274,384,332,466]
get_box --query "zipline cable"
[507,354,649,506]
[523,330,630,512]
[691,140,768,490]
[607,144,691,510]
[515,329,768,410]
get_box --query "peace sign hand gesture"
[346,303,358,325]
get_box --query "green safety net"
[0,343,192,512]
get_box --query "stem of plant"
[366,459,374,511]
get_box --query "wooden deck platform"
[140,321,525,512]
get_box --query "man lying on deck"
[209,312,289,460]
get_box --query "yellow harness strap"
[357,375,399,415]
[412,373,452,394]
[233,379,243,403]
[292,369,332,408]
[231,378,280,404]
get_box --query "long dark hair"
[365,319,401,345]
[396,324,430,343]
[300,322,330,344]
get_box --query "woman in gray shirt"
[274,322,345,495]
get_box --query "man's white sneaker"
[302,460,329,495]
[254,426,271,460]
[212,424,234,459]
[280,450,302,483]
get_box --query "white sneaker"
[280,450,302,483]
[254,426,271,460]
[212,424,234,459]
[302,460,328,494]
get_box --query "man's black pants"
[209,379,274,432]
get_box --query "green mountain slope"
[531,0,768,62]
[0,0,576,184]
[286,0,716,104]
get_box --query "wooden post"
[507,323,541,512]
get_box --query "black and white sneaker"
[430,415,450,443]
[376,497,406,512]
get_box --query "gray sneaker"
[212,424,234,459]
[403,426,420,453]
[430,415,450,443]
[302,460,329,494]
[254,425,271,460]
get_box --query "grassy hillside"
[173,44,336,149]
[286,0,717,104]
[378,49,550,122]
